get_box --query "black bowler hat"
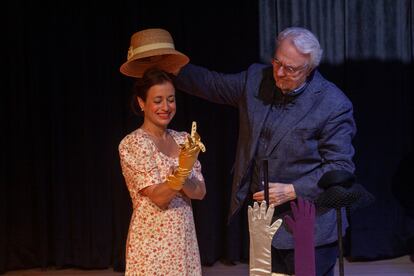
[315,170,375,212]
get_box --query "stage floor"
[4,255,414,275]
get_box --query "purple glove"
[284,197,316,276]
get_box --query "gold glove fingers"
[188,121,206,152]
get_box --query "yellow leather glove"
[166,121,205,190]
[248,201,283,276]
[165,166,191,191]
[179,138,201,172]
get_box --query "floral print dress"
[119,128,203,276]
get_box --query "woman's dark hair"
[130,68,175,116]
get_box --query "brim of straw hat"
[119,47,189,78]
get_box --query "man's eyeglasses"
[272,57,308,75]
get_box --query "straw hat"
[120,28,189,78]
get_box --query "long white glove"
[248,201,283,276]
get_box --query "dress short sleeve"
[119,132,162,196]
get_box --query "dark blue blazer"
[175,63,356,249]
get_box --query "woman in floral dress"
[119,68,206,275]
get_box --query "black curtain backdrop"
[1,0,413,274]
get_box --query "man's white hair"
[276,27,323,69]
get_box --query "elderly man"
[175,27,356,276]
